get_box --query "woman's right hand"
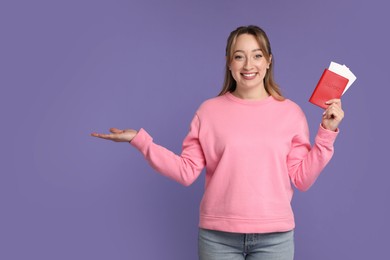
[91,128,138,142]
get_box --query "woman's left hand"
[321,99,344,132]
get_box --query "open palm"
[91,128,138,142]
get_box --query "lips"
[241,72,257,79]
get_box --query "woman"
[91,25,344,260]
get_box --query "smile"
[242,73,256,76]
[241,73,257,79]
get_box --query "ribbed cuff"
[129,128,153,153]
[315,124,339,146]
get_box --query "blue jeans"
[198,228,294,260]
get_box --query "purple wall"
[1,0,389,259]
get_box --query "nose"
[244,57,253,70]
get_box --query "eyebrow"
[233,48,263,54]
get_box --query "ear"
[267,54,272,69]
[226,56,231,70]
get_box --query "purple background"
[1,0,389,259]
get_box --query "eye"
[254,54,263,59]
[234,55,244,60]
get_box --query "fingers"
[91,128,137,142]
[90,132,115,140]
[110,128,124,134]
[91,128,122,140]
[323,104,344,120]
[321,99,345,131]
[325,98,342,108]
[324,98,344,116]
[323,99,343,118]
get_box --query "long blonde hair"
[218,25,284,101]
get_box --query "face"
[229,34,271,94]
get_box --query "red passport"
[309,69,349,109]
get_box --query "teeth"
[243,73,256,77]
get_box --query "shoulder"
[196,95,228,114]
[274,98,306,120]
[278,98,302,110]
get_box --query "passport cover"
[309,69,349,109]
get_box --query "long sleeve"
[287,120,339,192]
[128,93,342,233]
[130,114,206,186]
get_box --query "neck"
[232,86,269,100]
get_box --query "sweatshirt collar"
[224,92,274,106]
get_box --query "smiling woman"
[219,25,284,101]
[229,34,271,99]
[91,25,345,260]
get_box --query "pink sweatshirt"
[130,92,338,233]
